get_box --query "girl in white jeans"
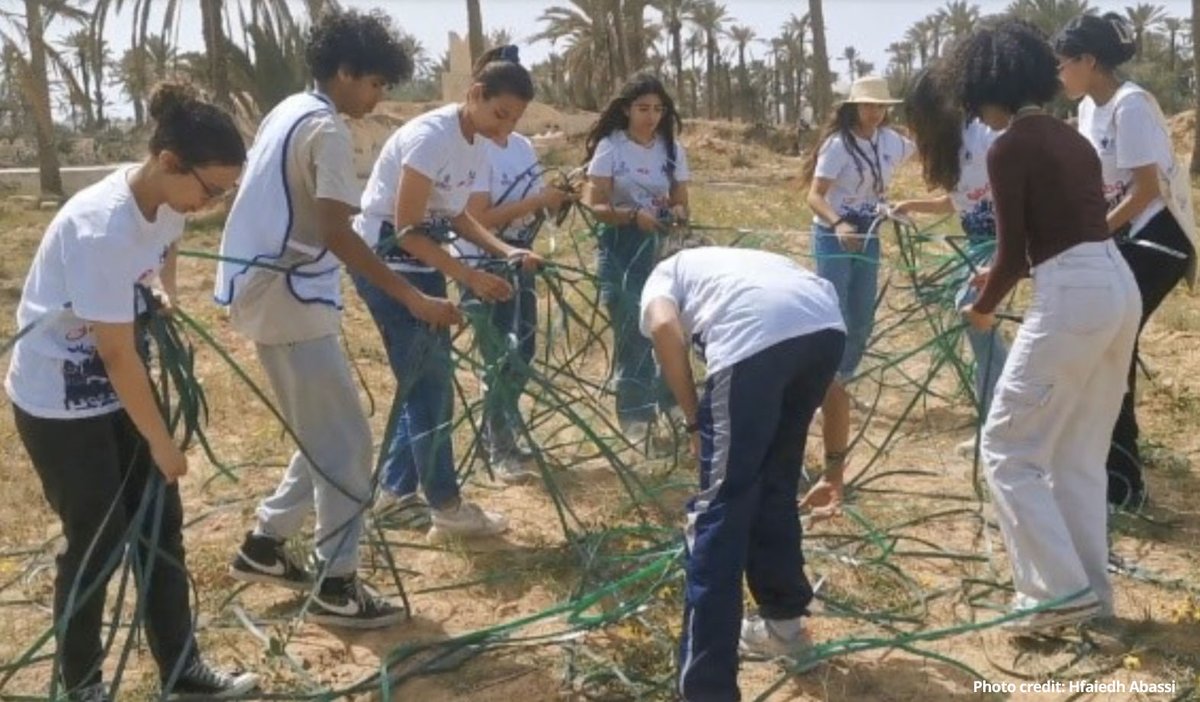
[948,20,1141,634]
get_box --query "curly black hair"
[945,19,1060,116]
[305,9,412,85]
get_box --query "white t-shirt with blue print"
[587,131,690,213]
[950,119,1000,240]
[813,126,913,230]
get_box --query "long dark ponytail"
[904,68,964,192]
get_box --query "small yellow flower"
[1123,655,1142,671]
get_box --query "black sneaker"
[69,682,111,702]
[164,657,260,700]
[230,531,313,591]
[310,575,405,629]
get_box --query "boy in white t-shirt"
[639,247,845,701]
[219,10,458,629]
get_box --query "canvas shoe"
[230,532,313,591]
[163,657,260,700]
[309,574,405,629]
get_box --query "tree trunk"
[670,22,684,114]
[737,46,748,121]
[93,40,106,128]
[610,0,629,82]
[200,0,231,108]
[705,35,716,118]
[466,0,485,64]
[1192,1,1200,175]
[625,0,646,74]
[22,0,63,198]
[808,0,834,120]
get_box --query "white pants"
[981,240,1141,614]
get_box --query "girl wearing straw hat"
[800,76,913,513]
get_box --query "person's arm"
[585,175,662,232]
[1106,164,1160,234]
[644,297,700,447]
[394,166,512,303]
[893,194,955,216]
[93,321,188,482]
[807,177,863,252]
[160,243,178,301]
[450,209,543,273]
[971,141,1028,317]
[669,181,690,222]
[319,198,462,326]
[467,188,566,230]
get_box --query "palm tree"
[1162,15,1185,69]
[906,20,932,67]
[654,0,692,112]
[685,29,703,113]
[725,24,755,120]
[927,10,947,59]
[886,41,915,83]
[854,59,875,79]
[0,0,88,197]
[488,28,515,49]
[686,0,729,119]
[1125,3,1168,59]
[467,0,485,63]
[61,29,96,129]
[1006,0,1093,36]
[532,0,610,109]
[841,45,862,82]
[808,0,834,119]
[943,0,981,42]
[624,0,649,73]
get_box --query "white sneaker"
[955,437,977,459]
[1000,600,1102,635]
[428,501,508,542]
[377,491,432,529]
[739,615,816,669]
[493,456,538,485]
[622,420,651,445]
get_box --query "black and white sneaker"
[163,657,260,700]
[310,575,405,629]
[230,531,313,591]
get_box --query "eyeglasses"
[190,168,230,201]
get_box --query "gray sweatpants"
[254,335,373,576]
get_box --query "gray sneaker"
[429,501,508,542]
[377,491,432,529]
[492,456,538,485]
[739,615,817,670]
[1001,600,1102,635]
[69,683,110,702]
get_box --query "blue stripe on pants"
[678,329,844,701]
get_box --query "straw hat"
[840,76,901,105]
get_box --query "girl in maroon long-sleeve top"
[946,20,1141,635]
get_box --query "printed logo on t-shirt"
[61,348,116,411]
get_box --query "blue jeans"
[352,271,459,509]
[460,267,538,460]
[954,240,1008,419]
[596,224,675,424]
[811,223,880,380]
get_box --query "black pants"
[13,406,196,691]
[1108,208,1194,507]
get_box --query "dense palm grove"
[2,0,1199,197]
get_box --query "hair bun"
[1102,12,1136,47]
[148,82,198,123]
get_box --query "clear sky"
[57,0,1196,116]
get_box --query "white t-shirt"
[813,126,913,228]
[356,103,487,273]
[6,167,184,419]
[454,133,543,266]
[586,131,690,211]
[1077,82,1172,235]
[950,119,1000,239]
[639,247,845,374]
